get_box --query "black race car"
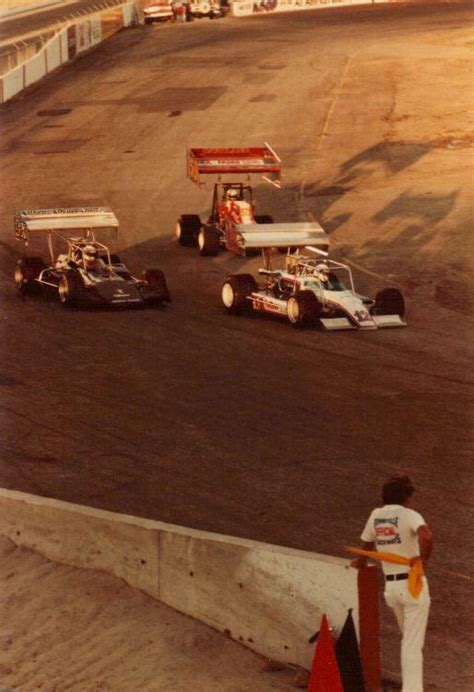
[14,207,170,308]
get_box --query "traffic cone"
[307,614,344,692]
[335,609,366,692]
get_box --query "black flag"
[335,608,366,692]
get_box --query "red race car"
[176,144,326,256]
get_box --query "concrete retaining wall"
[230,0,461,17]
[0,488,358,669]
[231,0,371,18]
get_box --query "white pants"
[384,576,430,692]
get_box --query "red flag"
[308,614,344,692]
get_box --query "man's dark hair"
[382,475,415,504]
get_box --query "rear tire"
[58,269,84,307]
[222,274,257,314]
[15,257,46,295]
[176,215,201,247]
[254,215,274,224]
[141,268,171,303]
[198,226,220,256]
[287,290,321,327]
[372,288,405,317]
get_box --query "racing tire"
[222,274,257,314]
[141,268,171,303]
[58,269,85,308]
[254,215,274,225]
[372,288,405,318]
[287,290,321,328]
[176,215,201,247]
[15,257,46,295]
[198,226,220,257]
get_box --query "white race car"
[222,245,406,331]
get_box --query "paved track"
[0,3,473,687]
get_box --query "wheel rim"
[287,297,300,323]
[175,221,182,240]
[222,283,235,308]
[58,276,69,303]
[14,264,25,289]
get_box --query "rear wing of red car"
[187,143,281,187]
[15,207,119,243]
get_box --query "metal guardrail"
[0,0,140,76]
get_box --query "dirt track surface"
[0,3,473,689]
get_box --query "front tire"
[222,274,257,314]
[372,288,405,317]
[198,226,220,256]
[58,269,84,307]
[287,290,321,327]
[176,215,201,247]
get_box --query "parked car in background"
[189,0,223,18]
[143,0,174,23]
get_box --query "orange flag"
[346,546,424,598]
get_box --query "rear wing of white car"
[235,221,329,251]
[15,207,119,243]
[187,143,281,187]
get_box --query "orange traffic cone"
[307,614,344,692]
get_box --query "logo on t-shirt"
[374,517,401,545]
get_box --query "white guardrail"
[0,2,139,104]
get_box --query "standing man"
[351,475,433,692]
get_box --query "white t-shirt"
[361,505,426,575]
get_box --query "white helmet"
[226,188,239,200]
[83,245,98,261]
[316,263,329,281]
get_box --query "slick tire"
[141,268,171,303]
[58,269,85,308]
[198,226,220,256]
[176,215,201,247]
[287,290,321,327]
[372,288,405,318]
[14,257,45,295]
[222,274,257,314]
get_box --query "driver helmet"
[83,245,99,266]
[226,188,240,201]
[316,263,329,281]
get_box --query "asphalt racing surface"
[0,3,473,688]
